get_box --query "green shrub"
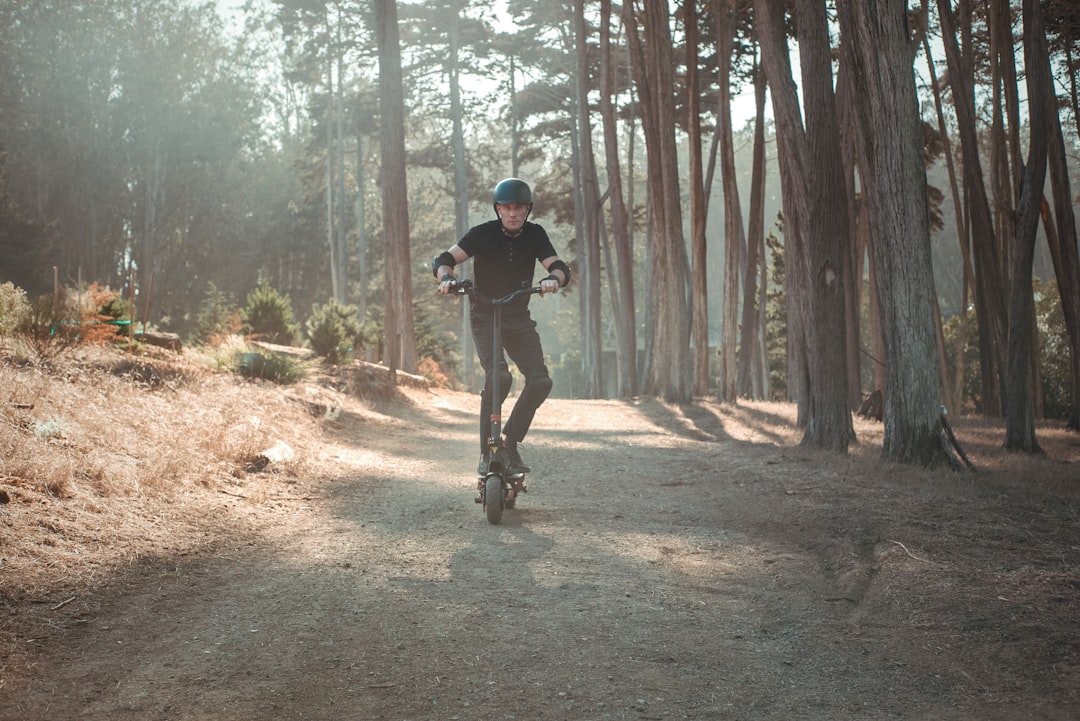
[235,349,305,385]
[193,282,239,346]
[942,277,1071,419]
[242,284,299,345]
[1035,278,1070,421]
[306,299,361,364]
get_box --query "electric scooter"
[447,279,542,525]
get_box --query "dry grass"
[0,344,333,612]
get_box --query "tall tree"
[717,0,751,403]
[713,0,747,403]
[574,0,604,398]
[447,2,475,389]
[1040,2,1080,431]
[755,0,809,416]
[756,0,854,450]
[837,0,950,465]
[922,31,975,416]
[686,0,711,399]
[795,0,854,450]
[374,0,417,374]
[1004,0,1053,452]
[599,0,638,398]
[834,60,866,412]
[937,0,1008,415]
[740,56,770,400]
[625,0,693,402]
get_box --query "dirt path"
[2,388,1078,721]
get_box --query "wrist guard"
[432,252,457,278]
[547,259,571,287]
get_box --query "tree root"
[940,413,975,471]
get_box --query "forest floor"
[1,345,1079,721]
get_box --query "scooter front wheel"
[484,475,503,525]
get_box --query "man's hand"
[539,275,560,296]
[438,273,457,295]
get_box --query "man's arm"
[540,256,571,288]
[434,245,470,294]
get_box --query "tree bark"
[687,0,711,399]
[625,0,692,402]
[714,0,745,403]
[1004,0,1051,453]
[574,0,604,399]
[835,62,865,411]
[325,42,339,304]
[447,3,474,389]
[334,11,348,304]
[838,0,949,465]
[754,0,809,418]
[794,0,854,451]
[922,32,972,416]
[375,0,417,374]
[937,0,1008,415]
[739,57,768,400]
[599,0,637,398]
[1042,75,1080,431]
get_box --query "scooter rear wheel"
[484,475,503,525]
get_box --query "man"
[433,177,571,477]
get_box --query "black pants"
[470,307,553,454]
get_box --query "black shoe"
[502,441,530,475]
[478,454,490,476]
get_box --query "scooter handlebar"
[446,280,542,306]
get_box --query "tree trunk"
[1042,80,1080,431]
[374,0,417,374]
[325,49,339,304]
[713,0,744,403]
[599,0,637,398]
[738,58,768,400]
[1004,0,1051,453]
[838,0,949,465]
[447,4,474,389]
[754,0,809,418]
[922,33,972,416]
[835,62,864,411]
[139,143,165,320]
[793,0,853,451]
[937,0,1008,415]
[355,133,369,319]
[574,0,604,399]
[687,0,711,399]
[625,0,692,402]
[334,13,347,304]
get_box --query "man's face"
[496,202,529,233]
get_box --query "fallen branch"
[51,596,76,611]
[887,539,929,563]
[219,488,325,502]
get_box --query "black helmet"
[492,178,533,206]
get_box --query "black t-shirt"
[458,219,557,310]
